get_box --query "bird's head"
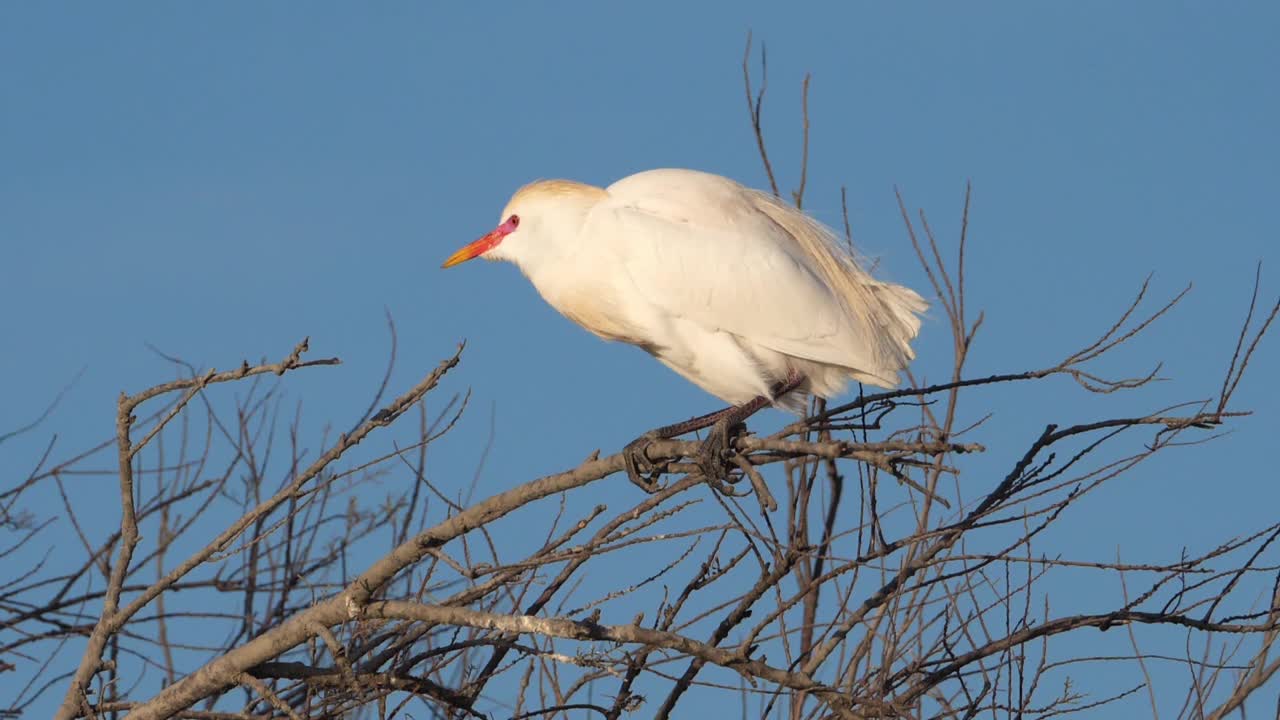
[441,180,605,269]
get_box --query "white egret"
[442,168,926,488]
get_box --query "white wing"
[585,169,923,386]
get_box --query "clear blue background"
[2,2,1277,716]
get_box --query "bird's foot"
[623,431,668,492]
[695,418,740,486]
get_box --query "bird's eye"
[508,214,520,228]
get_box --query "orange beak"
[441,229,503,269]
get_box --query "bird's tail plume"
[748,190,927,383]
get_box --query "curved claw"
[623,431,666,492]
[695,418,737,483]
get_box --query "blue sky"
[2,3,1278,716]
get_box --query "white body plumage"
[443,168,926,412]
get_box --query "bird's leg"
[694,370,806,483]
[692,396,771,482]
[625,370,806,492]
[623,406,738,491]
[623,432,664,491]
